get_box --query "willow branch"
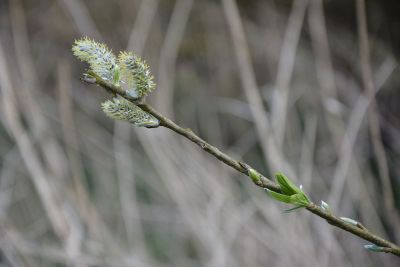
[83,71,400,256]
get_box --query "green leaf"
[289,193,310,207]
[266,173,311,208]
[265,189,292,204]
[275,173,301,195]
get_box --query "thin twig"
[83,72,400,257]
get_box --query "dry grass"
[0,0,399,266]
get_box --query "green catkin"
[72,37,158,125]
[118,51,156,99]
[101,98,159,127]
[72,37,119,85]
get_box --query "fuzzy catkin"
[101,98,159,127]
[118,51,156,99]
[72,37,119,84]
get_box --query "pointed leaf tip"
[283,206,304,213]
[275,173,301,195]
[265,189,292,204]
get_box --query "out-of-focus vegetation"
[0,0,400,266]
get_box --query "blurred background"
[0,0,400,266]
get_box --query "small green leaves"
[364,244,386,252]
[101,98,159,128]
[118,51,156,99]
[290,193,311,207]
[267,189,292,203]
[72,37,118,85]
[265,173,310,209]
[275,173,300,195]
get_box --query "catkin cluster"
[72,37,158,127]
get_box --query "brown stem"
[83,72,400,257]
